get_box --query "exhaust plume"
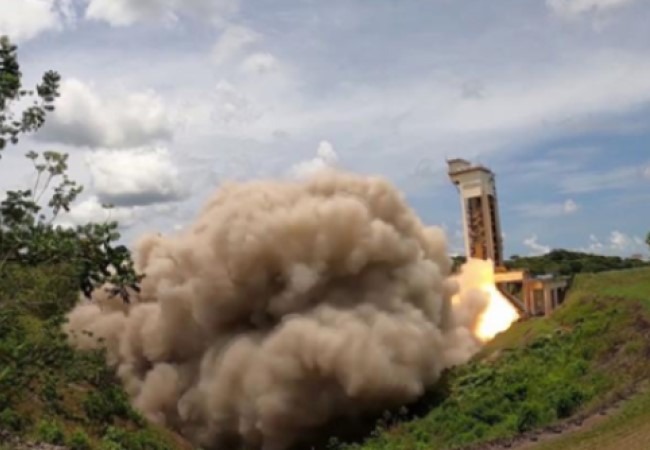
[65,170,494,450]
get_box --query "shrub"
[35,418,65,445]
[0,408,23,432]
[68,429,92,450]
[101,426,173,450]
[83,388,133,424]
[553,385,585,418]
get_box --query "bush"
[83,388,133,424]
[553,385,585,418]
[0,408,23,432]
[516,402,543,432]
[35,418,65,445]
[101,426,173,450]
[68,429,92,450]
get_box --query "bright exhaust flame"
[474,282,519,342]
[454,259,520,342]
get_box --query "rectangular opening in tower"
[466,197,488,260]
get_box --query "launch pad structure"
[447,158,568,317]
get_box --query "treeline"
[452,249,649,276]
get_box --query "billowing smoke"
[65,170,491,450]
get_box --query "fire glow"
[453,258,520,343]
[474,282,520,342]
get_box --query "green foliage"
[35,418,65,445]
[334,268,650,450]
[68,429,93,450]
[100,426,174,450]
[83,387,140,425]
[0,36,60,152]
[0,35,141,301]
[0,408,23,432]
[505,249,650,276]
[0,265,179,450]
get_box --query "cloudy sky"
[1,0,649,257]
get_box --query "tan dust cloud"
[65,170,492,450]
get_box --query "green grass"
[0,264,189,450]
[336,267,650,450]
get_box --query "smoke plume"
[65,170,491,450]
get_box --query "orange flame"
[453,259,520,343]
[473,282,519,342]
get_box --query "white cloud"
[559,165,646,193]
[547,0,638,17]
[290,141,339,179]
[515,198,579,218]
[586,233,605,252]
[643,166,650,180]
[241,52,278,75]
[581,231,646,255]
[85,0,238,26]
[39,79,172,148]
[523,234,551,255]
[86,147,185,206]
[608,230,647,255]
[212,25,259,65]
[56,196,137,228]
[0,0,61,42]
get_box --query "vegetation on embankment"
[334,267,650,450]
[452,249,650,275]
[0,264,189,450]
[528,383,650,450]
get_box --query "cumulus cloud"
[547,0,638,17]
[86,147,185,207]
[586,233,604,252]
[290,141,339,179]
[523,234,551,255]
[85,0,239,26]
[212,25,259,65]
[0,0,61,42]
[56,196,137,228]
[39,79,172,148]
[581,231,646,255]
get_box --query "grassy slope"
[0,264,191,450]
[525,269,650,450]
[339,267,650,450]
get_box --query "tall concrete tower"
[447,158,503,266]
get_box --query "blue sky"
[1,0,649,258]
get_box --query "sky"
[1,0,649,258]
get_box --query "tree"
[0,36,141,301]
[646,232,650,251]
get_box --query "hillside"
[334,267,650,450]
[0,264,191,450]
[2,265,649,450]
